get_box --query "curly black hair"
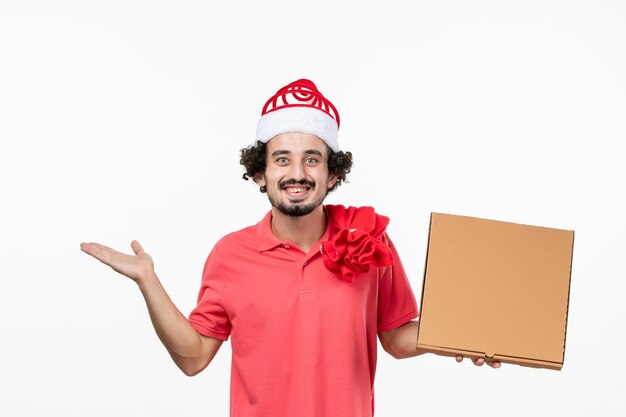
[240,141,353,193]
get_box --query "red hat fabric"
[255,79,341,152]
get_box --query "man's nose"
[288,160,306,180]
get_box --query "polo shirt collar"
[257,210,283,252]
[256,206,334,252]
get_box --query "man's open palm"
[80,240,154,283]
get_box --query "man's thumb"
[131,240,145,256]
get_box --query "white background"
[1,1,624,416]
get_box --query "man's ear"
[327,174,338,190]
[254,172,266,187]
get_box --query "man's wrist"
[137,270,159,291]
[415,319,420,350]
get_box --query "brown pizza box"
[416,213,574,370]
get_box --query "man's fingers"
[472,358,485,366]
[80,242,137,270]
[455,355,501,368]
[81,241,144,261]
[80,242,117,264]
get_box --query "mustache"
[279,179,315,188]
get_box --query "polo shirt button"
[303,261,308,266]
[284,244,290,249]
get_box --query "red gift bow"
[320,205,395,282]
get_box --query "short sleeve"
[188,243,232,341]
[377,233,419,333]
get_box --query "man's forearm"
[137,272,204,362]
[388,320,429,359]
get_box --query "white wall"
[1,1,624,415]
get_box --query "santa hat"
[255,79,341,152]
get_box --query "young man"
[80,79,498,417]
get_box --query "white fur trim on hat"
[255,106,340,152]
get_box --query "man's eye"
[276,157,288,163]
[305,158,319,163]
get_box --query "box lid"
[417,213,574,370]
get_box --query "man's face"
[256,133,337,217]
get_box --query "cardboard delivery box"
[416,213,574,370]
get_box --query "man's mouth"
[283,185,311,198]
[283,185,310,192]
[281,181,314,199]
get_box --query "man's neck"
[270,205,327,254]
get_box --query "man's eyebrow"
[304,149,323,157]
[271,149,324,157]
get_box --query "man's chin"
[276,202,318,217]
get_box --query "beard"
[276,202,319,217]
[267,179,328,217]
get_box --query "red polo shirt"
[188,206,418,417]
